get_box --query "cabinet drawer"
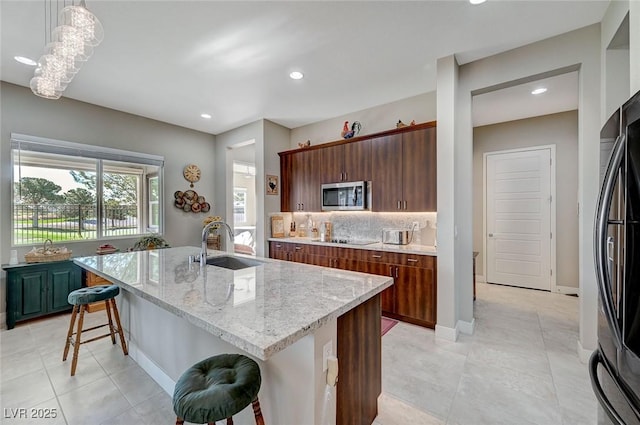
[397,254,435,269]
[358,250,400,264]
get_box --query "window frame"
[10,133,165,247]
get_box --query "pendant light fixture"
[30,0,103,99]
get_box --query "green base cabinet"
[3,260,82,329]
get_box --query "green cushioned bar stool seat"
[63,284,128,376]
[68,284,120,305]
[173,354,265,425]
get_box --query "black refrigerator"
[591,89,640,425]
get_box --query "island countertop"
[73,246,393,361]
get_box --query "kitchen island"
[74,246,392,425]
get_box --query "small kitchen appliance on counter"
[382,228,412,245]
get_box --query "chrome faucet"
[200,221,234,262]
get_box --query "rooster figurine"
[341,121,349,138]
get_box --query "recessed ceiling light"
[200,113,212,119]
[14,56,37,66]
[469,0,487,4]
[531,88,548,95]
[289,71,304,80]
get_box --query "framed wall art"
[266,174,279,195]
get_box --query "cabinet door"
[402,127,437,211]
[280,154,294,212]
[356,261,395,314]
[343,139,371,183]
[269,241,290,260]
[13,269,47,321]
[48,264,80,313]
[371,134,403,211]
[321,144,345,183]
[395,265,436,326]
[299,149,321,212]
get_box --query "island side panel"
[337,293,381,425]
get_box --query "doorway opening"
[232,161,257,256]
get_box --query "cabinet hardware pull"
[395,267,399,278]
[407,258,418,262]
[301,203,304,210]
[276,244,282,248]
[340,172,344,181]
[404,200,407,210]
[295,247,302,250]
[389,266,393,276]
[372,255,382,259]
[397,201,401,209]
[344,172,348,180]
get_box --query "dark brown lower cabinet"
[337,294,381,425]
[268,241,437,328]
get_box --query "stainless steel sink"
[205,256,265,270]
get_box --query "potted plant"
[130,233,170,251]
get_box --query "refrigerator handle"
[589,350,630,425]
[595,134,626,348]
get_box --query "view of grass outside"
[13,203,138,245]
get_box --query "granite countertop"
[267,237,437,256]
[73,246,392,361]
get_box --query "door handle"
[488,233,494,237]
[595,133,626,349]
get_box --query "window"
[233,188,247,224]
[11,133,164,246]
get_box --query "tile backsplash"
[271,211,437,246]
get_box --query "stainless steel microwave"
[321,181,370,211]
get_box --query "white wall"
[601,1,630,121]
[631,0,640,94]
[0,81,216,317]
[437,24,601,355]
[262,120,291,256]
[289,92,437,149]
[473,111,579,289]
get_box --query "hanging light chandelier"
[30,0,103,99]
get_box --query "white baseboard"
[476,274,486,283]
[435,324,458,342]
[457,318,476,335]
[128,340,174,396]
[577,340,594,364]
[556,285,579,296]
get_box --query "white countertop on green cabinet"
[267,237,437,256]
[73,246,392,361]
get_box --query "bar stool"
[173,354,265,425]
[63,284,128,376]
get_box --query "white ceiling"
[0,1,608,135]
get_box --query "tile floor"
[0,281,597,425]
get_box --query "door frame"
[483,144,557,292]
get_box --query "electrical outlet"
[322,341,333,372]
[412,221,420,230]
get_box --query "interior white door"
[486,148,552,290]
